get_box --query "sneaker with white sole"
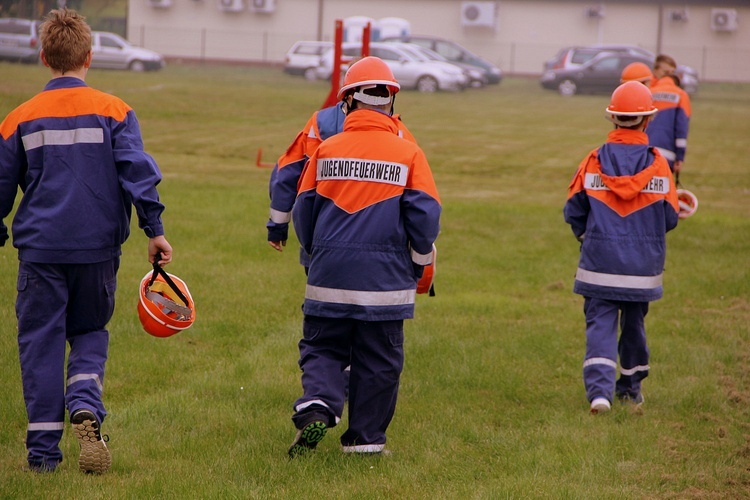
[288,420,327,458]
[71,409,111,474]
[590,397,611,414]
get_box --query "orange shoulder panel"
[1,87,131,139]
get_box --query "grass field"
[0,62,749,498]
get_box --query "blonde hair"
[40,9,91,74]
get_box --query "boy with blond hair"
[0,9,173,473]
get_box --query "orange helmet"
[620,62,653,85]
[606,81,657,126]
[607,81,658,116]
[138,267,195,338]
[416,245,437,295]
[337,56,400,100]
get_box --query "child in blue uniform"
[0,9,173,472]
[564,82,680,414]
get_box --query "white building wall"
[128,0,750,82]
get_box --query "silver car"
[0,18,41,64]
[91,31,164,72]
[316,42,467,92]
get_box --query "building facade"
[128,0,750,82]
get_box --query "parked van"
[0,18,41,64]
[284,41,332,80]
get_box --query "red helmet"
[416,245,437,295]
[138,267,195,338]
[337,56,400,100]
[676,188,698,219]
[606,81,658,116]
[620,62,653,85]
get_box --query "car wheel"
[558,79,577,96]
[469,79,484,88]
[129,60,146,72]
[303,67,317,81]
[416,76,439,93]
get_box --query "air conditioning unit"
[146,0,172,7]
[586,5,605,19]
[460,1,496,28]
[249,0,275,13]
[711,8,738,32]
[217,0,244,12]
[669,9,688,23]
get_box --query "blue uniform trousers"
[293,315,404,448]
[16,259,118,469]
[582,297,650,404]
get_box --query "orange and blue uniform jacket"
[293,109,440,321]
[0,77,164,261]
[267,104,415,248]
[564,128,680,302]
[647,77,691,166]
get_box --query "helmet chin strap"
[148,252,190,307]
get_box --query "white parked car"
[316,42,467,92]
[400,43,488,88]
[0,18,41,64]
[283,40,332,81]
[90,31,164,72]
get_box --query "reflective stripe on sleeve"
[22,128,104,151]
[675,138,687,148]
[28,421,65,432]
[269,208,292,224]
[411,247,433,266]
[655,147,677,161]
[306,285,415,306]
[576,268,662,289]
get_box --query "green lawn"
[1,62,748,498]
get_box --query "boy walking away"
[287,57,441,456]
[0,9,173,473]
[564,82,680,414]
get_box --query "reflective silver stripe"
[67,373,103,392]
[675,138,687,148]
[576,268,662,289]
[655,147,676,161]
[583,357,617,369]
[342,444,385,453]
[28,421,65,432]
[307,127,317,139]
[295,399,340,423]
[306,285,415,306]
[620,364,650,376]
[411,247,433,266]
[22,128,104,151]
[269,208,291,224]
